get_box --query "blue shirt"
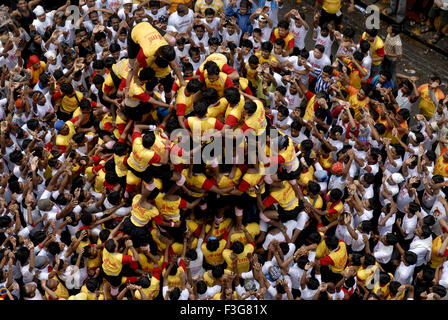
[371,75,394,89]
[224,3,258,35]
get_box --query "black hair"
[186,249,198,261]
[139,67,155,81]
[202,88,219,105]
[260,41,273,52]
[230,240,244,254]
[379,272,391,285]
[142,131,156,148]
[211,264,224,278]
[308,181,321,195]
[48,241,61,256]
[206,238,220,252]
[196,280,207,294]
[15,247,30,265]
[325,236,339,250]
[329,188,343,201]
[169,287,181,300]
[204,8,215,16]
[403,251,417,265]
[193,100,209,118]
[186,78,202,93]
[244,100,257,114]
[105,239,116,253]
[385,233,398,246]
[159,45,176,61]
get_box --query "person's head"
[320,23,331,37]
[248,55,259,70]
[105,238,117,253]
[387,24,401,37]
[329,188,343,202]
[138,67,155,84]
[260,41,273,59]
[342,26,355,42]
[177,4,188,17]
[378,70,392,84]
[314,44,325,59]
[182,62,194,78]
[224,87,241,106]
[277,105,289,122]
[379,272,391,286]
[202,88,219,105]
[365,28,379,42]
[158,45,176,63]
[384,233,398,246]
[186,78,202,95]
[230,240,244,254]
[193,24,206,39]
[149,0,160,14]
[196,280,207,295]
[243,100,257,117]
[430,75,442,87]
[239,0,250,15]
[273,39,285,55]
[277,20,290,38]
[204,8,216,23]
[252,28,262,41]
[207,37,220,53]
[169,287,181,300]
[324,235,339,250]
[206,237,220,252]
[290,120,302,138]
[211,264,224,278]
[193,100,209,118]
[189,46,201,63]
[402,250,417,266]
[358,84,373,100]
[415,224,432,239]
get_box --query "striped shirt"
[194,0,225,15]
[315,75,334,93]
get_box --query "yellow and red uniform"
[269,28,295,51]
[131,22,168,68]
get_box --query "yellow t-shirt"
[222,242,255,273]
[201,238,227,265]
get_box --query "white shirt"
[373,240,394,264]
[307,50,331,78]
[221,28,241,47]
[289,22,308,50]
[378,211,396,236]
[253,21,273,43]
[32,11,55,35]
[201,17,221,38]
[394,261,415,285]
[167,10,195,34]
[315,27,334,59]
[409,235,433,267]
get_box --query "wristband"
[170,221,175,227]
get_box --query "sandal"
[431,32,443,44]
[420,25,433,33]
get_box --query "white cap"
[44,50,56,60]
[430,122,439,131]
[123,0,133,4]
[391,173,404,185]
[408,132,416,141]
[33,5,45,16]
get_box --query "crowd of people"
[0,0,448,301]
